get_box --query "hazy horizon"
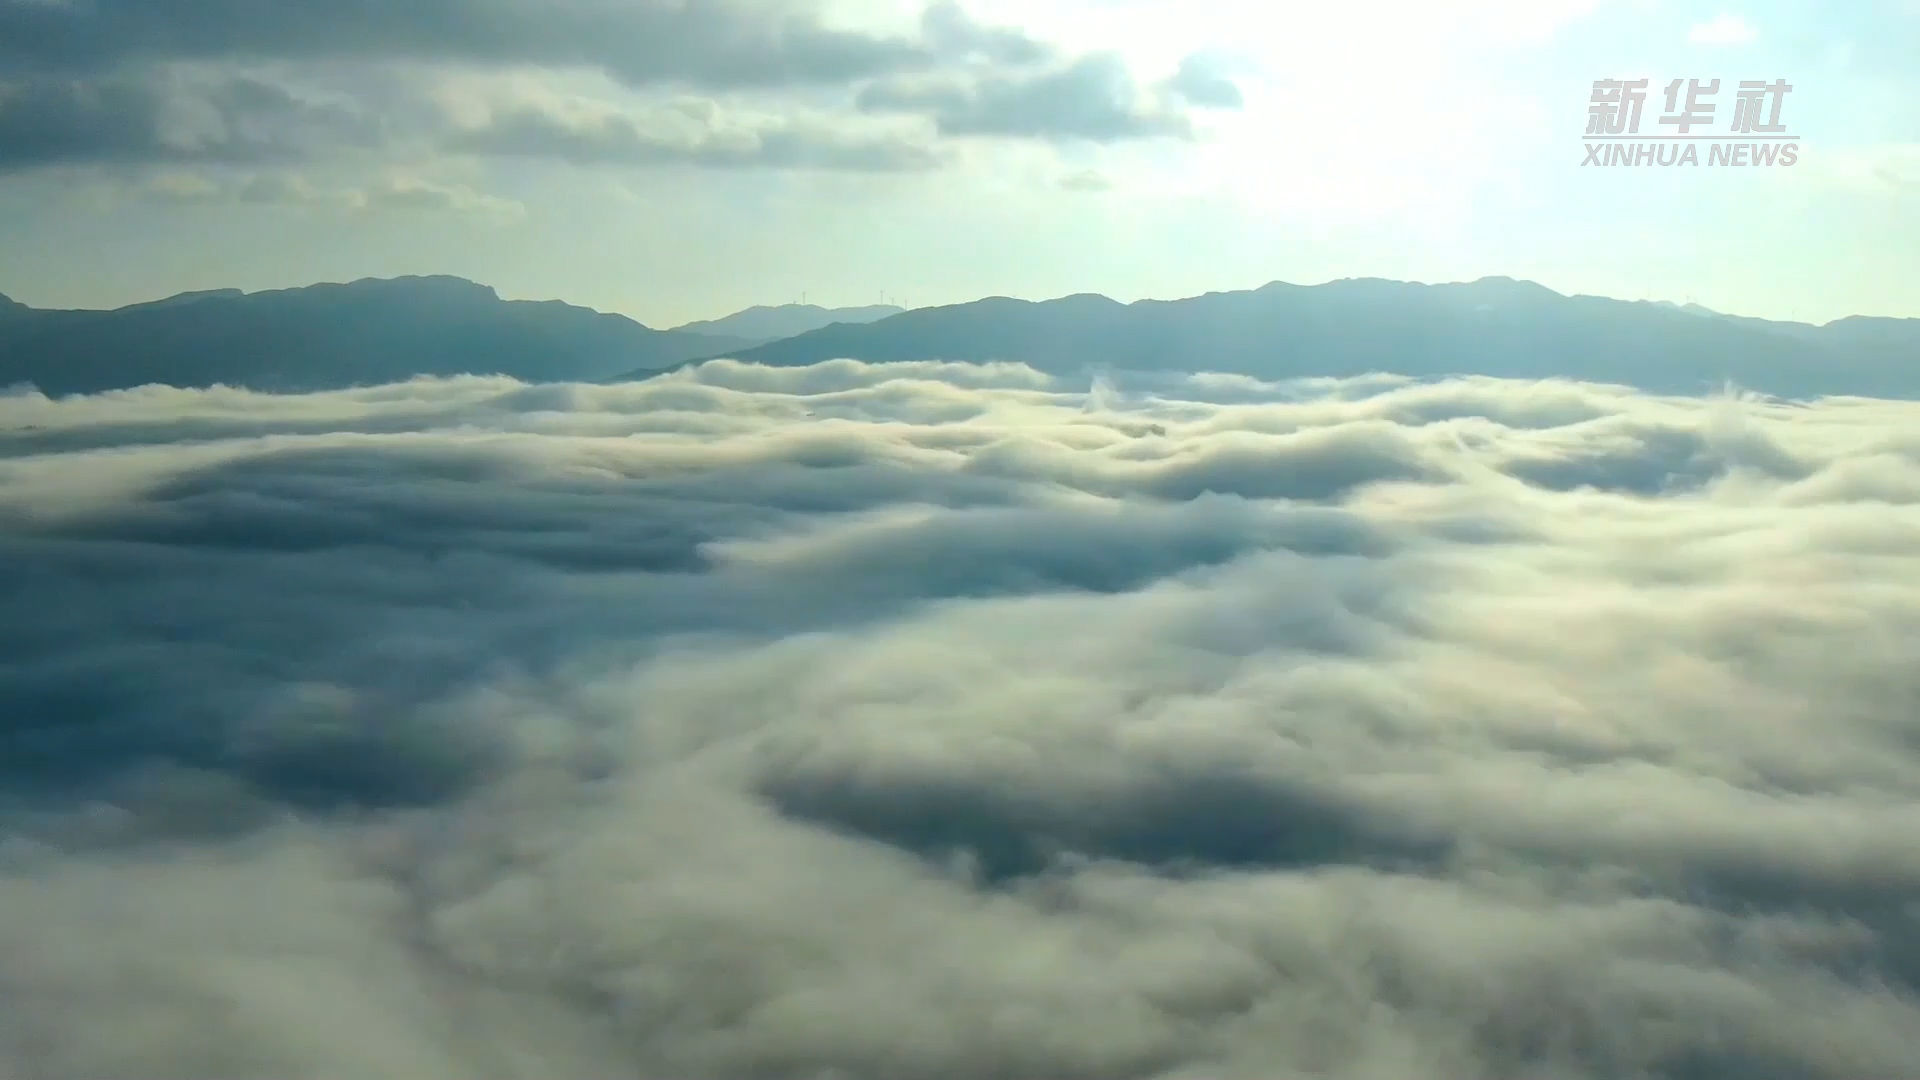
[2,0,1915,326]
[5,269,1912,329]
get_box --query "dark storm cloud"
[445,100,946,172]
[857,51,1195,141]
[0,0,1008,91]
[2,362,1919,1078]
[0,71,379,170]
[0,3,1210,173]
[0,66,944,174]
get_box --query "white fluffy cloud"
[2,361,1919,1078]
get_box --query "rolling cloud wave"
[2,361,1918,1079]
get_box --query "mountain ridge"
[4,274,1915,400]
[669,302,904,346]
[0,276,751,395]
[652,277,1919,400]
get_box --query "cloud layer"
[3,360,1920,1078]
[0,1,1243,187]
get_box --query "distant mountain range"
[1,275,1915,400]
[676,277,1920,400]
[0,276,752,395]
[668,303,903,347]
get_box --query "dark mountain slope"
[677,277,1917,400]
[0,276,744,395]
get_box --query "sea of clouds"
[2,358,1919,1079]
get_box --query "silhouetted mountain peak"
[1460,275,1566,299]
[702,275,1920,401]
[1825,314,1920,328]
[1647,300,1724,319]
[120,288,246,312]
[942,295,1037,316]
[0,277,729,395]
[1056,292,1124,308]
[706,303,843,319]
[333,275,501,302]
[670,301,903,343]
[1319,276,1410,292]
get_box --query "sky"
[0,0,1915,326]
